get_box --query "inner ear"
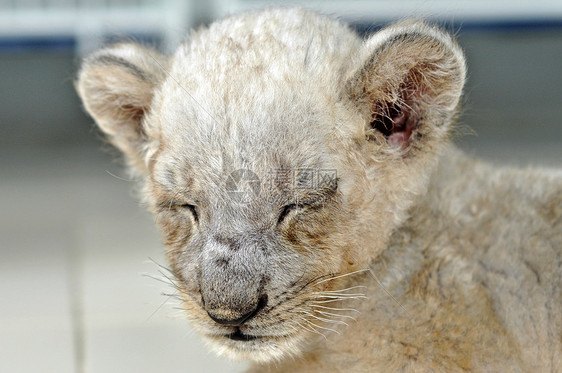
[369,72,422,149]
[120,103,147,131]
[370,97,418,149]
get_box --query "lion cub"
[77,8,561,372]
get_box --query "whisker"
[296,318,328,340]
[319,285,367,293]
[153,267,182,289]
[368,268,408,314]
[313,292,367,298]
[294,318,316,332]
[315,268,369,285]
[161,292,184,301]
[302,311,349,326]
[316,311,357,321]
[294,273,336,295]
[312,295,368,302]
[303,318,341,335]
[311,298,365,304]
[142,272,176,287]
[310,304,361,314]
[104,169,134,182]
[147,257,174,274]
[282,324,299,336]
[146,298,172,321]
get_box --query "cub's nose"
[206,295,267,327]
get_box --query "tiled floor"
[0,139,560,373]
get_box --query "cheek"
[284,206,343,245]
[156,211,193,247]
[154,211,195,269]
[281,208,352,271]
[285,217,333,249]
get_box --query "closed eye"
[179,203,198,222]
[277,204,297,225]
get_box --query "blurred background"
[1,1,561,372]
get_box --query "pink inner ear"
[369,101,417,149]
[387,108,415,149]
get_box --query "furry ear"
[76,44,168,173]
[347,21,466,154]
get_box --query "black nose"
[207,295,267,327]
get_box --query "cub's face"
[77,9,465,362]
[146,74,366,361]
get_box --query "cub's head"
[76,9,464,363]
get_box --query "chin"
[203,332,305,363]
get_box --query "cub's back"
[422,151,562,370]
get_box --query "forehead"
[154,94,331,187]
[150,80,343,216]
[150,11,356,194]
[154,74,338,185]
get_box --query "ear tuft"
[76,44,168,173]
[347,21,466,152]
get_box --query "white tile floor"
[0,141,559,373]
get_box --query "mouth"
[225,330,260,342]
[204,327,302,362]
